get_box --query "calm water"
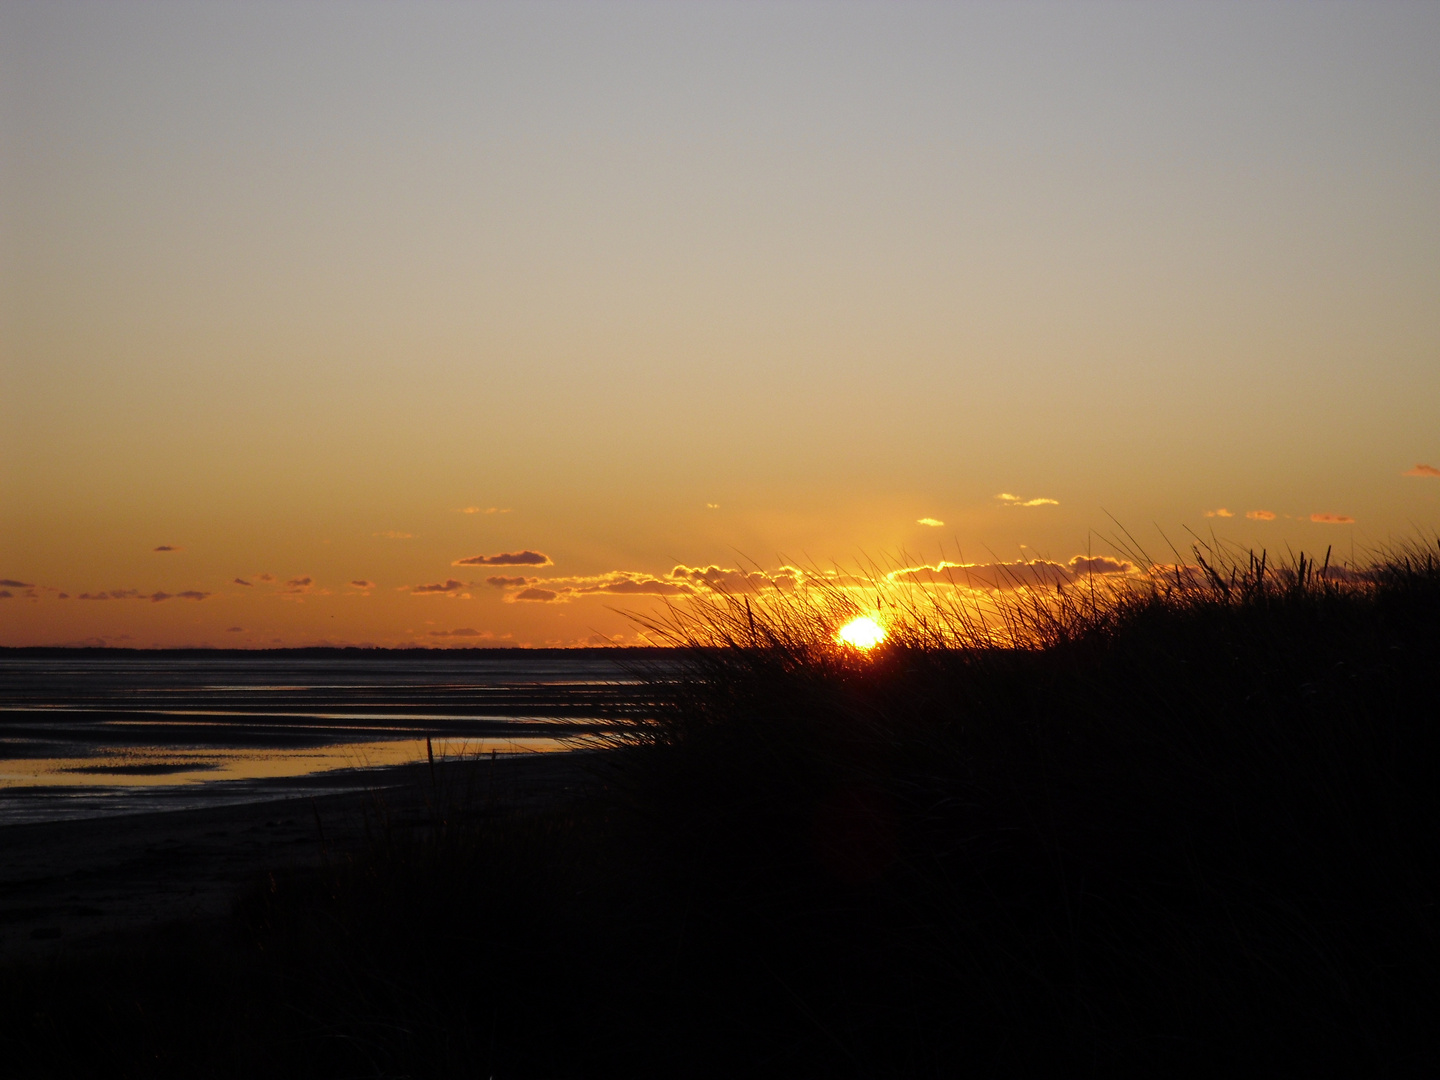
[0,650,665,824]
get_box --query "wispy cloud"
[458,506,511,515]
[153,545,179,552]
[257,573,274,582]
[917,517,945,527]
[283,576,313,593]
[1404,463,1440,478]
[454,550,552,567]
[233,577,253,586]
[0,579,33,589]
[485,575,535,587]
[1204,508,1234,518]
[511,587,559,603]
[350,580,374,589]
[76,588,210,602]
[1310,512,1355,524]
[412,579,467,594]
[996,493,1059,508]
[428,627,495,638]
[1246,510,1276,521]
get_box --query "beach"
[0,752,599,960]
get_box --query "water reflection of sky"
[0,651,653,822]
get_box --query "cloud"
[669,564,803,594]
[350,580,374,589]
[917,517,945,527]
[511,587,559,602]
[1310,513,1355,524]
[374,531,413,539]
[412,579,467,594]
[226,626,243,632]
[459,506,511,514]
[283,576,313,593]
[997,493,1059,508]
[583,577,690,596]
[1246,510,1276,521]
[454,550,552,567]
[1204,508,1234,518]
[1404,464,1440,478]
[0,579,33,588]
[706,503,720,509]
[174,591,210,601]
[485,575,535,587]
[0,591,11,599]
[257,573,274,582]
[428,627,489,637]
[888,555,1134,591]
[233,577,253,586]
[153,545,179,552]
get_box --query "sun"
[836,615,886,650]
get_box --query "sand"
[0,752,599,961]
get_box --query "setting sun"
[836,616,887,650]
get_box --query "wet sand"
[0,752,601,961]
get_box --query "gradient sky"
[3,0,1438,647]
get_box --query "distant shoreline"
[0,645,679,657]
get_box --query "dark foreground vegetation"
[5,540,1439,1077]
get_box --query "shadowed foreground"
[3,542,1439,1077]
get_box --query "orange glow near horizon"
[836,616,887,650]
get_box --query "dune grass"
[3,539,1438,1076]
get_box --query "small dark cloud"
[149,592,172,603]
[175,590,211,601]
[258,573,274,582]
[412,579,467,594]
[351,580,374,589]
[286,576,312,587]
[1310,513,1355,524]
[153,545,179,552]
[0,591,12,599]
[57,593,69,599]
[429,627,487,637]
[234,577,252,586]
[226,626,244,633]
[1404,464,1440,478]
[485,575,535,587]
[454,550,552,567]
[512,587,559,602]
[0,579,33,588]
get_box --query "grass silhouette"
[3,538,1438,1076]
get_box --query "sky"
[2,0,1438,648]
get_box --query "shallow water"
[0,650,661,824]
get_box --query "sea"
[0,649,667,825]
